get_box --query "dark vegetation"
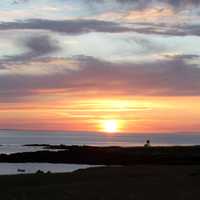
[2,145,200,165]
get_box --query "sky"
[0,0,200,133]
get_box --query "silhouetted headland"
[1,145,200,165]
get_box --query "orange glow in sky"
[1,0,200,134]
[1,96,200,133]
[102,120,118,133]
[101,119,122,133]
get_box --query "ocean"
[0,130,200,154]
[0,130,200,175]
[0,163,95,175]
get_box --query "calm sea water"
[0,130,200,175]
[0,163,95,175]
[0,130,200,154]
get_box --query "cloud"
[1,35,61,65]
[0,55,200,102]
[12,0,29,4]
[165,0,200,8]
[0,19,131,35]
[0,34,61,75]
[165,54,200,60]
[86,0,200,9]
[0,57,79,76]
[122,7,175,22]
[93,6,177,24]
[127,22,200,36]
[19,35,61,58]
[1,18,200,36]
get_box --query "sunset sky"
[0,0,200,133]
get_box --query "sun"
[102,120,118,133]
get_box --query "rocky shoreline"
[1,145,200,165]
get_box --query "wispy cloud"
[86,0,200,9]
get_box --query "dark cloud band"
[1,19,200,37]
[0,19,131,35]
[0,55,200,102]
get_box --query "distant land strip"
[0,145,200,165]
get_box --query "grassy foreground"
[1,165,200,200]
